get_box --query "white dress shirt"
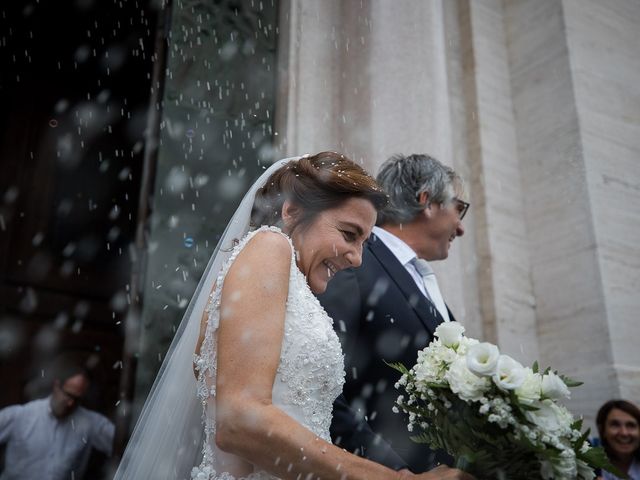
[372,226,450,321]
[0,397,115,480]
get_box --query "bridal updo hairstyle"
[251,151,388,232]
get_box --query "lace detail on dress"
[191,226,345,480]
[276,262,345,440]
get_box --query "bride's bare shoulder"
[194,229,292,371]
[235,229,292,263]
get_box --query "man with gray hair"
[318,153,469,473]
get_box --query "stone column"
[453,0,539,363]
[276,0,539,362]
[277,0,639,425]
[562,0,640,404]
[505,0,640,423]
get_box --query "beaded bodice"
[191,226,345,480]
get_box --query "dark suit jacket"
[318,233,453,473]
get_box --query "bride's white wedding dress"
[112,157,345,480]
[191,226,345,480]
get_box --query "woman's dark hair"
[596,399,640,460]
[251,151,388,231]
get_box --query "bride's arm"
[215,231,471,480]
[216,231,401,480]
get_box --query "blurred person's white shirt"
[0,396,114,480]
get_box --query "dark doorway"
[0,1,158,477]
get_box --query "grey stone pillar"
[276,0,539,362]
[276,0,640,426]
[505,0,640,424]
[452,0,539,364]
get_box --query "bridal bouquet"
[390,322,625,480]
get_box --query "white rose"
[541,371,571,400]
[493,354,526,391]
[515,368,542,405]
[466,342,500,377]
[526,399,563,435]
[435,321,465,347]
[445,356,490,402]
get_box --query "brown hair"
[251,151,388,232]
[596,399,640,460]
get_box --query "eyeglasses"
[453,198,470,220]
[417,194,470,220]
[59,385,83,403]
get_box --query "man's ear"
[281,200,300,228]
[418,191,432,218]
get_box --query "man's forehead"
[63,373,89,389]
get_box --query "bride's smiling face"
[284,197,377,294]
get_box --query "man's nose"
[456,220,465,237]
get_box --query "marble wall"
[505,0,617,420]
[276,0,640,426]
[563,0,640,402]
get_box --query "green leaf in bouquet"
[513,430,538,452]
[559,373,583,387]
[422,397,548,479]
[532,361,539,373]
[571,418,584,432]
[507,391,539,415]
[409,433,432,444]
[426,382,449,389]
[572,425,589,450]
[452,446,494,473]
[517,403,540,412]
[385,360,411,376]
[580,445,629,479]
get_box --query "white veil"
[114,156,299,479]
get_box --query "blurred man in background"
[0,362,114,480]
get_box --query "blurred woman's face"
[604,408,640,459]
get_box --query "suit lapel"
[367,234,443,336]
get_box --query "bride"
[114,152,473,480]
